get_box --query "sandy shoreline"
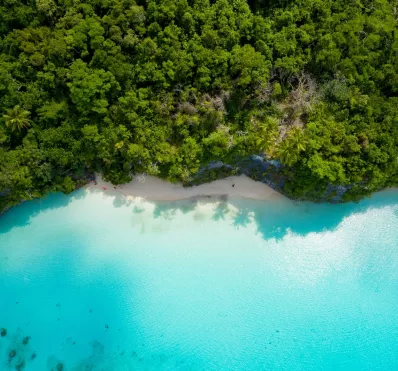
[87,174,284,202]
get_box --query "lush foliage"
[1,0,397,209]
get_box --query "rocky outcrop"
[186,155,352,203]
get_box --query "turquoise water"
[1,188,398,371]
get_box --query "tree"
[276,127,307,167]
[0,0,397,211]
[287,126,307,153]
[276,139,298,167]
[67,60,120,114]
[2,105,31,132]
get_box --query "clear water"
[1,188,398,371]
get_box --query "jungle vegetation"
[0,0,397,210]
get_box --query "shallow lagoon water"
[1,188,398,370]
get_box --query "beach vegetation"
[0,0,397,210]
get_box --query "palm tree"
[276,127,307,167]
[276,138,298,167]
[2,105,31,132]
[288,126,307,153]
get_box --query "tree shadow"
[212,201,229,221]
[2,187,397,240]
[141,189,398,240]
[235,190,398,240]
[231,205,252,229]
[0,189,87,235]
[152,198,198,220]
[112,194,134,208]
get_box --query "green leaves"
[2,105,31,132]
[0,0,397,209]
[276,127,307,167]
[230,45,270,88]
[67,60,120,114]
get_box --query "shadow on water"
[152,198,198,219]
[112,193,134,209]
[0,190,397,369]
[0,190,86,235]
[133,190,398,241]
[251,190,398,240]
[1,187,397,240]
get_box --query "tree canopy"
[0,0,397,210]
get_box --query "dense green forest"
[0,0,397,210]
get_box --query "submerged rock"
[56,362,64,371]
[9,349,17,359]
[22,336,31,345]
[15,360,25,370]
[31,352,37,360]
[0,328,7,337]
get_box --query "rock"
[22,336,31,345]
[9,349,16,359]
[15,360,25,370]
[0,328,7,337]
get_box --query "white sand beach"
[88,174,284,201]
